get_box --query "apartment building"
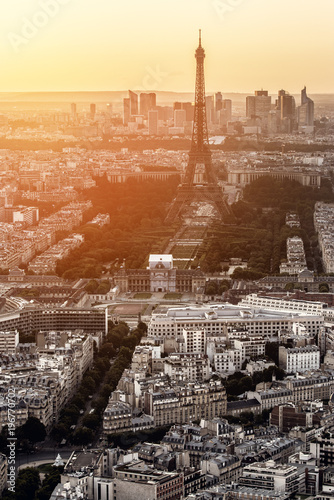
[143,380,227,427]
[232,337,266,360]
[247,387,294,411]
[0,330,19,353]
[314,203,334,273]
[163,353,211,382]
[181,328,206,354]
[103,401,132,434]
[280,236,307,275]
[279,345,320,373]
[283,374,334,403]
[201,454,241,484]
[239,461,306,494]
[270,403,321,433]
[113,460,184,500]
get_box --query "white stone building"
[240,294,324,316]
[240,460,306,494]
[148,304,323,340]
[213,350,236,374]
[279,236,307,275]
[163,353,211,382]
[181,328,206,353]
[279,345,320,373]
[148,254,176,293]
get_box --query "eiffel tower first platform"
[165,31,232,224]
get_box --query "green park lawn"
[133,292,152,299]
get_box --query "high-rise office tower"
[156,106,173,121]
[215,92,223,112]
[90,103,96,120]
[246,90,271,119]
[182,102,194,122]
[174,102,194,122]
[276,90,295,119]
[281,94,295,120]
[205,95,215,124]
[148,110,158,135]
[219,99,232,126]
[276,90,296,133]
[129,90,138,116]
[70,103,77,124]
[123,98,130,125]
[174,109,187,128]
[140,93,156,117]
[298,86,314,127]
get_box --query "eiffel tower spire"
[191,29,209,154]
[165,32,232,223]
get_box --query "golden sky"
[1,0,334,93]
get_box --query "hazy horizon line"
[0,90,332,95]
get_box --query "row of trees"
[222,409,271,426]
[2,466,63,500]
[205,279,230,296]
[202,177,334,275]
[52,171,334,282]
[222,361,285,400]
[52,321,147,446]
[56,177,179,279]
[85,279,111,294]
[0,417,46,456]
[107,426,171,450]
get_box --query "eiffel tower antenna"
[165,32,232,223]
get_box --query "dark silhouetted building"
[129,90,138,116]
[148,110,158,135]
[276,89,296,132]
[90,103,96,120]
[246,90,271,119]
[271,403,321,432]
[140,93,156,117]
[298,86,314,130]
[173,102,194,122]
[123,97,130,125]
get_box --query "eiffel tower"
[165,31,232,224]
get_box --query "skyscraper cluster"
[245,87,314,134]
[206,92,232,126]
[121,82,315,138]
[123,88,233,136]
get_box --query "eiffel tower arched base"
[165,184,232,224]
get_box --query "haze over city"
[1,0,334,93]
[1,1,334,499]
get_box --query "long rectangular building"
[240,294,324,316]
[148,304,323,339]
[0,306,108,335]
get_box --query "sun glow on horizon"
[0,0,333,94]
